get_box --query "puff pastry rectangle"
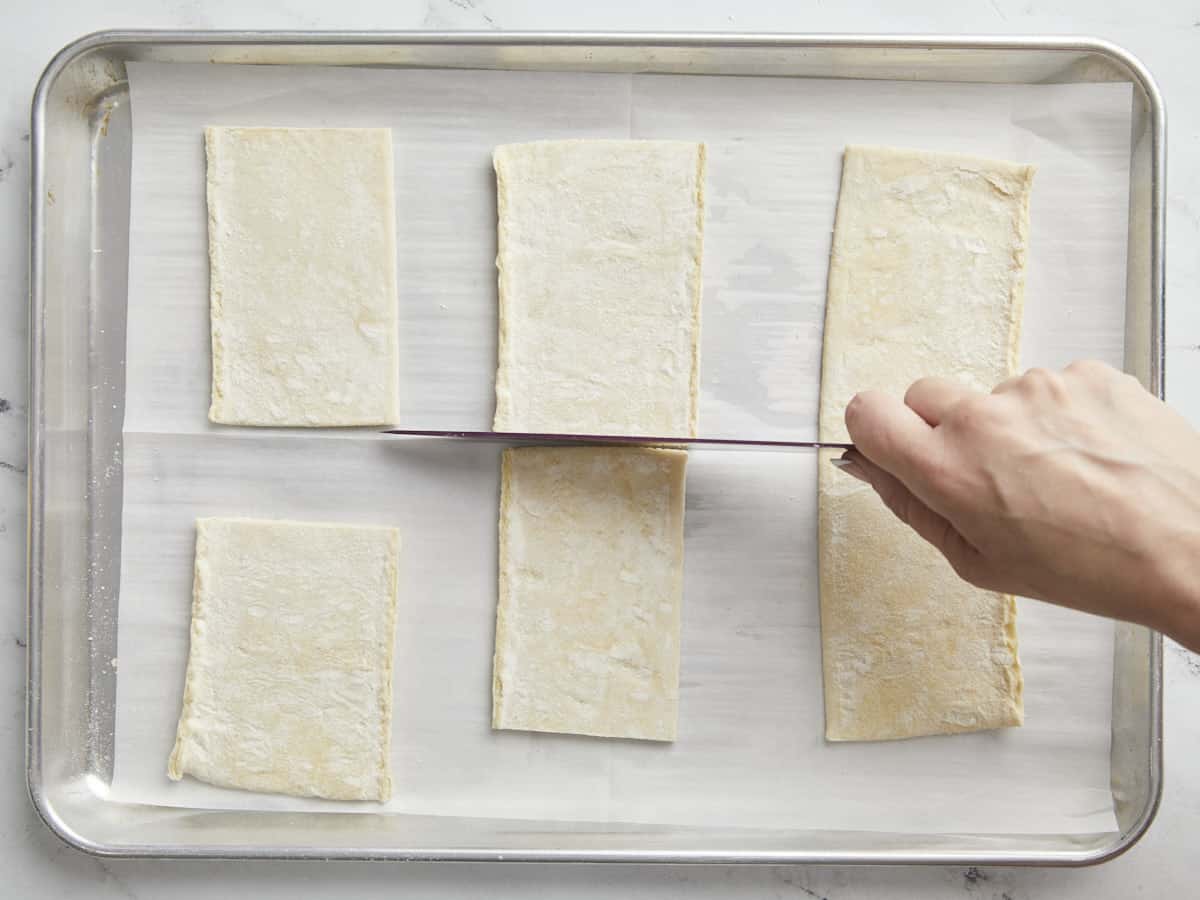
[818,145,1031,741]
[493,446,688,741]
[206,127,399,426]
[492,140,705,437]
[168,517,400,800]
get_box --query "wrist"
[1166,596,1200,654]
[1154,532,1200,652]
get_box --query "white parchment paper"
[113,61,1131,834]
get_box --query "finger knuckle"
[1023,366,1060,389]
[1120,370,1147,391]
[1065,359,1106,375]
[903,377,935,406]
[1065,359,1113,381]
[946,394,994,432]
[991,374,1021,395]
[1005,366,1066,404]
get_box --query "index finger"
[904,377,973,426]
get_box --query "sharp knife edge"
[382,428,853,452]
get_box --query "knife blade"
[381,428,853,453]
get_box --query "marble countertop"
[3,0,1198,896]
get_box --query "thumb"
[844,390,941,502]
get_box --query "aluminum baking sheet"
[110,60,1130,835]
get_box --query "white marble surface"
[2,0,1198,896]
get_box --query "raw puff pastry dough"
[168,517,400,800]
[205,127,399,426]
[818,145,1031,741]
[493,447,688,741]
[492,140,705,437]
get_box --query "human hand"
[838,360,1200,652]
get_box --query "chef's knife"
[382,428,853,453]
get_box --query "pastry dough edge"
[167,517,401,801]
[999,155,1033,728]
[492,147,513,434]
[204,127,401,427]
[817,146,1033,741]
[687,143,706,438]
[491,446,689,740]
[490,141,706,436]
[491,448,515,729]
[166,518,211,782]
[374,525,400,801]
[204,127,226,424]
